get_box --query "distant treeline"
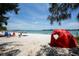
[42,29,79,31]
[8,29,79,32]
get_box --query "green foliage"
[0,26,7,31]
[48,3,79,25]
[0,3,19,31]
[76,36,79,44]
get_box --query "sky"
[6,3,79,30]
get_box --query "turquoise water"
[8,30,52,34]
[8,30,79,37]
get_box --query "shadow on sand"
[0,49,21,56]
[36,45,79,56]
[0,42,21,56]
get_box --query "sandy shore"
[0,33,51,56]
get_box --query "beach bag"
[49,29,78,48]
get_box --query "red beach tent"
[49,29,78,48]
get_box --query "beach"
[0,33,51,56]
[0,32,79,56]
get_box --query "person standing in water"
[19,32,23,37]
[76,32,78,37]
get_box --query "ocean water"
[8,30,79,37]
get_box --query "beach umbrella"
[49,29,78,48]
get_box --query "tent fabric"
[49,29,78,48]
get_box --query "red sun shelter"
[49,29,78,48]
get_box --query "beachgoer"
[12,32,16,36]
[4,31,8,37]
[76,32,78,37]
[19,32,22,37]
[8,32,11,37]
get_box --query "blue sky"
[6,3,79,30]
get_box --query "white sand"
[0,33,51,56]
